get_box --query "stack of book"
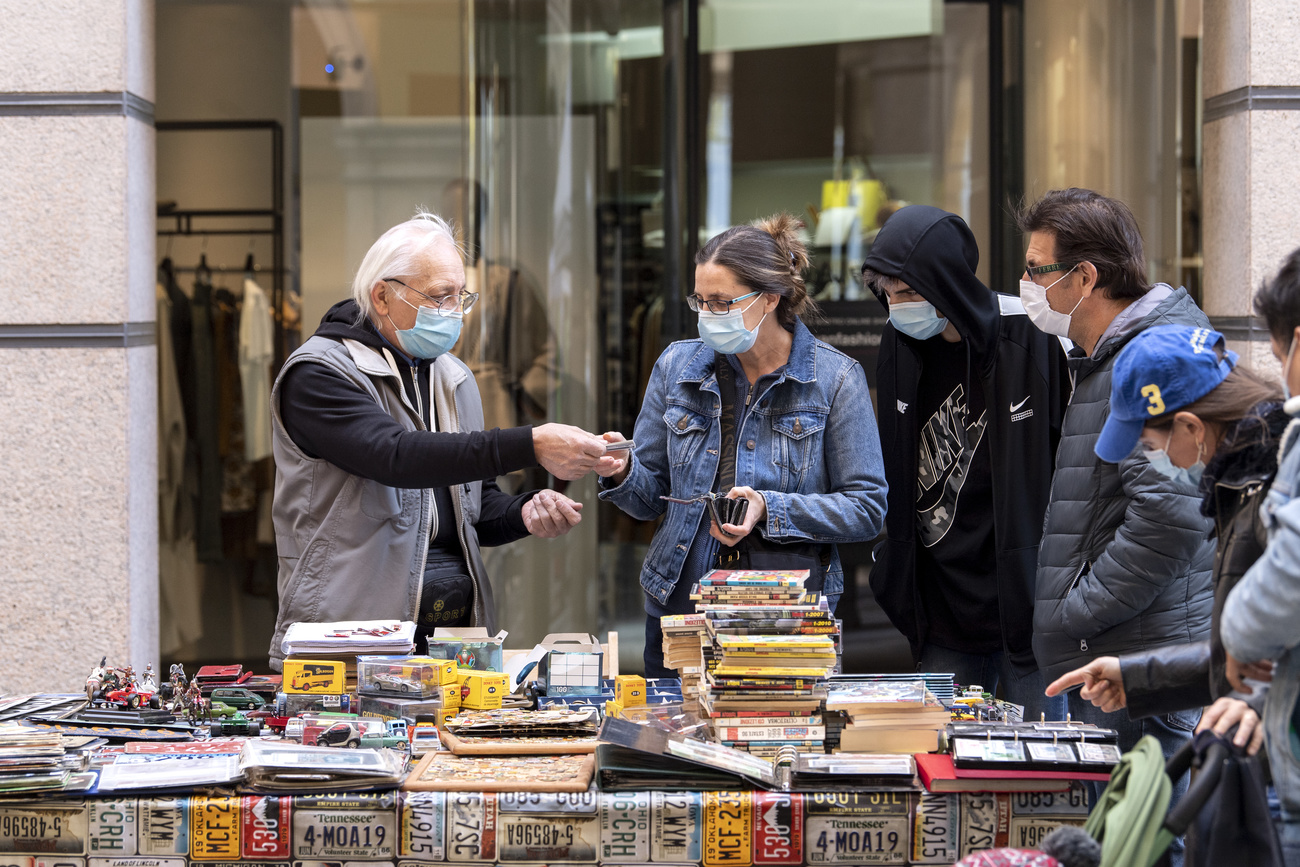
[281,620,417,692]
[0,723,70,793]
[694,570,839,757]
[659,612,708,703]
[827,678,950,754]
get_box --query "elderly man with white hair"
[267,210,617,669]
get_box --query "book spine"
[718,726,827,741]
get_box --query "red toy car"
[102,682,161,710]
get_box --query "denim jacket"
[599,318,888,607]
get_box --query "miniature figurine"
[141,663,157,692]
[86,656,107,700]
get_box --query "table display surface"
[0,784,1090,866]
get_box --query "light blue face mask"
[697,293,767,355]
[388,293,463,360]
[889,299,949,341]
[1144,431,1205,488]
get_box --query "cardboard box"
[615,675,647,707]
[536,634,605,697]
[424,627,507,672]
[282,659,347,694]
[459,670,509,710]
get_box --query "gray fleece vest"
[266,335,493,669]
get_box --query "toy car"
[314,721,364,748]
[209,713,262,738]
[102,682,162,710]
[207,701,239,719]
[209,687,266,710]
[247,708,290,733]
[371,673,423,694]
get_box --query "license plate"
[446,792,496,862]
[87,859,174,867]
[804,793,910,865]
[601,793,651,863]
[401,792,446,861]
[241,796,291,860]
[753,793,801,865]
[189,796,240,861]
[497,814,599,862]
[703,791,752,867]
[1008,817,1084,849]
[0,804,89,855]
[959,793,1009,858]
[291,809,395,860]
[499,792,598,814]
[87,799,137,857]
[0,858,86,867]
[910,794,957,865]
[651,792,701,862]
[291,792,399,811]
[138,800,187,856]
[1010,784,1089,817]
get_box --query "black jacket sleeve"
[279,359,538,489]
[1119,640,1214,719]
[475,480,536,547]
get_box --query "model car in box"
[283,659,346,694]
[357,655,447,698]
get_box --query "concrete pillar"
[1202,0,1300,365]
[0,1,157,691]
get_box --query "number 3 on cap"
[1141,384,1165,416]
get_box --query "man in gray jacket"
[1020,189,1213,762]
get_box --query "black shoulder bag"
[713,354,830,593]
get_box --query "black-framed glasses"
[385,278,479,317]
[1024,262,1074,278]
[686,290,761,315]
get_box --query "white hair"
[351,209,463,322]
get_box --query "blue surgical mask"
[1143,431,1205,487]
[697,295,767,355]
[388,294,463,360]
[889,299,949,341]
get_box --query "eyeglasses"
[1024,262,1074,278]
[686,290,761,316]
[385,278,479,317]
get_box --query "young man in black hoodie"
[862,205,1071,720]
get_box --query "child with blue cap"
[1049,322,1285,754]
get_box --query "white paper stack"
[282,620,416,656]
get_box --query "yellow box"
[605,699,624,717]
[615,675,646,707]
[459,670,508,710]
[438,683,462,709]
[282,659,347,694]
[436,707,458,727]
[431,658,459,685]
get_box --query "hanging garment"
[191,269,225,562]
[212,286,256,515]
[239,277,274,462]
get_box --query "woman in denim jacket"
[598,214,889,676]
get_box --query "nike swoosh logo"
[1010,396,1030,412]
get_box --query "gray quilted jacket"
[1033,287,1215,681]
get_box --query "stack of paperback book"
[694,569,840,757]
[827,677,951,754]
[659,612,708,702]
[0,723,70,793]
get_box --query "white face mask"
[1019,265,1081,338]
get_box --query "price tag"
[1008,817,1084,850]
[959,793,1009,858]
[445,792,496,862]
[498,792,598,814]
[139,799,188,856]
[240,796,290,860]
[0,804,90,855]
[497,813,600,862]
[87,799,137,857]
[651,792,702,863]
[753,792,802,865]
[703,791,753,867]
[291,809,395,860]
[189,796,240,861]
[910,794,957,865]
[401,792,446,861]
[600,793,651,863]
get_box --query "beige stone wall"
[0,0,157,693]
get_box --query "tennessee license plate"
[497,813,599,862]
[0,805,90,855]
[240,796,291,860]
[804,792,910,865]
[292,809,395,860]
[87,799,137,857]
[445,792,496,862]
[600,793,650,863]
[401,792,446,861]
[752,793,801,865]
[138,800,187,856]
[910,794,957,865]
[703,792,752,867]
[188,796,240,861]
[651,792,702,863]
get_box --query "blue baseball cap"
[1095,325,1238,463]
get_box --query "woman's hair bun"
[753,213,810,275]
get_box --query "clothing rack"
[156,119,288,366]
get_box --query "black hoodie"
[864,206,1071,672]
[278,299,537,546]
